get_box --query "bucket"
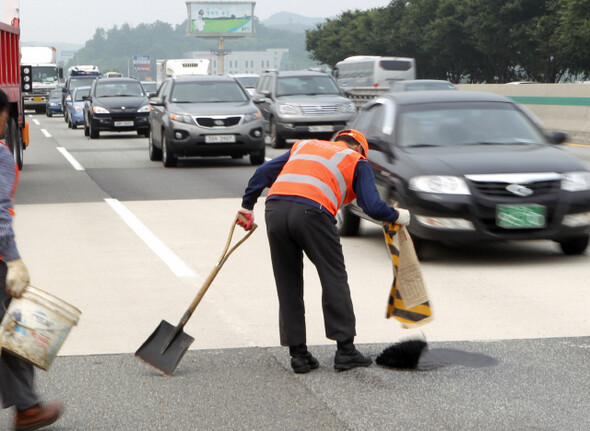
[0,285,81,371]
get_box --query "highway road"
[1,113,589,430]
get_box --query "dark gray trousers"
[265,199,356,346]
[0,261,39,410]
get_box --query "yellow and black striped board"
[383,223,433,328]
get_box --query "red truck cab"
[0,21,28,169]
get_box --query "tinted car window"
[276,76,340,96]
[74,88,90,102]
[95,82,144,97]
[399,102,546,148]
[170,81,248,103]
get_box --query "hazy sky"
[17,0,391,45]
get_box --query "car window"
[95,82,144,97]
[276,76,340,96]
[157,80,170,99]
[170,81,248,103]
[74,88,90,102]
[399,102,546,148]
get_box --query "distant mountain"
[262,12,327,33]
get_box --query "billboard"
[133,55,151,73]
[186,1,255,36]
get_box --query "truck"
[20,46,63,113]
[156,58,211,87]
[0,18,28,169]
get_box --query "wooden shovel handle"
[179,215,257,325]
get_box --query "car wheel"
[270,119,286,149]
[249,147,265,165]
[162,135,177,167]
[336,206,360,236]
[148,131,162,161]
[72,122,77,130]
[557,235,589,255]
[89,119,99,139]
[47,111,52,118]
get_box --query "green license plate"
[496,204,546,229]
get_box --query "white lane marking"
[41,128,51,138]
[105,198,199,279]
[56,147,85,171]
[32,119,40,126]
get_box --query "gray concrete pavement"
[1,338,589,430]
[1,115,589,430]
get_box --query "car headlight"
[340,102,357,113]
[93,106,109,114]
[73,105,83,113]
[410,175,471,195]
[243,111,262,123]
[561,171,590,192]
[170,113,193,123]
[138,104,150,113]
[278,104,300,115]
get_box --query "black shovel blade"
[135,320,195,376]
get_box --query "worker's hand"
[395,208,411,226]
[5,258,30,298]
[237,207,254,231]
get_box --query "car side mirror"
[549,131,568,145]
[82,96,90,101]
[62,87,67,93]
[149,97,164,106]
[252,94,268,104]
[367,136,395,160]
[260,90,272,98]
[148,92,157,98]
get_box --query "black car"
[338,91,590,256]
[83,77,150,139]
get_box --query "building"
[185,48,289,74]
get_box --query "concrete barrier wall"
[456,84,590,143]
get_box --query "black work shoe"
[291,352,320,374]
[334,348,372,371]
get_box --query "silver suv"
[148,75,265,167]
[252,70,357,148]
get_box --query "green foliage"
[305,0,590,83]
[67,18,319,79]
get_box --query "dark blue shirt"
[241,149,398,222]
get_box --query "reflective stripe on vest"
[267,139,361,216]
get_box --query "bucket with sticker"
[0,285,81,370]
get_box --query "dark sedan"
[338,91,590,256]
[83,77,150,139]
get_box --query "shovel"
[135,214,257,376]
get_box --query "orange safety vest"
[267,139,363,216]
[0,140,19,217]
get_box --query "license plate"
[496,204,546,229]
[205,135,235,143]
[33,97,44,102]
[114,121,134,127]
[308,125,334,133]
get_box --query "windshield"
[170,81,248,103]
[399,102,547,148]
[276,75,340,96]
[95,81,144,97]
[70,78,97,89]
[74,88,90,102]
[235,76,259,88]
[32,66,58,83]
